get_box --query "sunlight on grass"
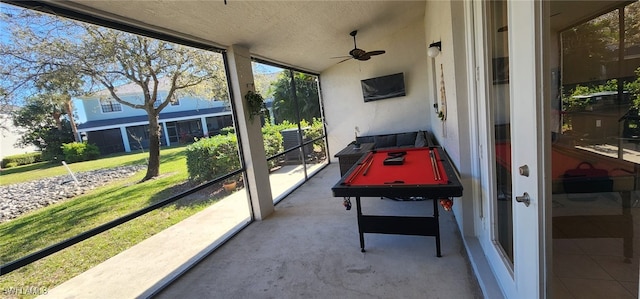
[0,145,237,295]
[0,146,187,186]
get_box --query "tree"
[562,11,617,84]
[12,94,74,160]
[270,71,321,124]
[1,5,83,142]
[1,4,228,181]
[34,68,84,142]
[72,26,227,181]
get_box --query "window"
[251,61,328,204]
[154,95,180,108]
[0,2,251,289]
[100,98,122,113]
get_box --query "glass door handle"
[515,192,530,207]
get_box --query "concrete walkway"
[42,163,482,298]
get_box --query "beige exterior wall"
[321,16,430,160]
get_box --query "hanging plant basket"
[244,90,266,122]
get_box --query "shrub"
[219,126,235,135]
[61,142,101,163]
[185,133,241,182]
[1,152,42,168]
[262,125,285,158]
[302,118,326,154]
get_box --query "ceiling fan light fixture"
[428,41,441,58]
[334,30,386,63]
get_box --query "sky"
[2,2,285,126]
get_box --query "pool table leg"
[356,197,366,252]
[433,198,442,257]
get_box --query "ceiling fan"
[334,30,386,63]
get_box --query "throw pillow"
[415,131,427,147]
[396,132,417,146]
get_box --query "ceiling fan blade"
[366,50,386,56]
[337,57,353,64]
[331,55,352,59]
[356,55,371,61]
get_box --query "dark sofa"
[354,130,437,149]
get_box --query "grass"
[0,146,241,297]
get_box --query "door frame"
[470,0,549,297]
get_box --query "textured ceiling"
[39,1,629,73]
[51,0,427,73]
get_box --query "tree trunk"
[63,94,80,142]
[143,112,162,181]
[52,111,63,130]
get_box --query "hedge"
[1,152,42,168]
[61,142,101,163]
[185,119,325,182]
[185,133,241,183]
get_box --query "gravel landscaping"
[0,165,146,223]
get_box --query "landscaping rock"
[0,165,146,223]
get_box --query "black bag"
[562,162,613,193]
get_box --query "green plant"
[244,90,266,122]
[61,142,101,163]
[303,118,326,154]
[1,152,43,168]
[185,133,241,182]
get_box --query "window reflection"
[552,2,640,297]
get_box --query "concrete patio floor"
[155,163,483,299]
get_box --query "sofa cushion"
[355,136,374,144]
[396,132,418,147]
[374,134,397,148]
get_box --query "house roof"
[77,107,230,130]
[81,77,174,99]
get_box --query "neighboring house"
[0,106,37,160]
[75,80,234,155]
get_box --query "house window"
[100,98,122,113]
[153,95,180,108]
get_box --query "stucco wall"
[78,92,223,122]
[321,17,431,159]
[425,0,477,235]
[0,114,37,160]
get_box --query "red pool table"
[332,147,463,257]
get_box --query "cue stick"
[361,155,374,176]
[430,149,441,181]
[345,153,372,184]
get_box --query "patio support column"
[200,117,209,137]
[120,127,131,152]
[162,122,171,146]
[227,44,274,220]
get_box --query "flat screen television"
[361,72,406,102]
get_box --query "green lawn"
[0,149,155,186]
[0,146,236,296]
